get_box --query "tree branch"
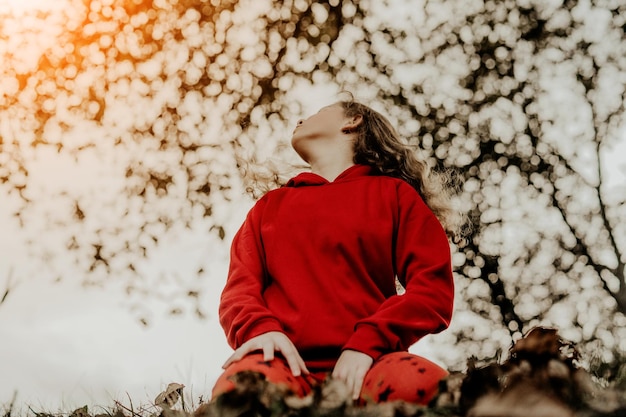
[582,53,626,307]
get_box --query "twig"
[1,268,15,307]
[2,391,17,417]
[114,394,144,417]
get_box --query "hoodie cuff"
[238,318,284,346]
[342,324,391,362]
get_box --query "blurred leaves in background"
[1,0,625,370]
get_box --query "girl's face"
[291,103,347,144]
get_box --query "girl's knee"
[361,352,448,405]
[211,353,310,399]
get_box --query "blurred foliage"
[1,0,625,366]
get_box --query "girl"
[212,99,459,405]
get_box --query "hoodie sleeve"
[342,182,454,360]
[219,197,284,349]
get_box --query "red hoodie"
[219,164,454,369]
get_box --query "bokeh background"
[1,0,625,412]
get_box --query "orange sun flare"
[2,0,68,13]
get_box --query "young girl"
[212,99,459,405]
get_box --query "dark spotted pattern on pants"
[211,351,447,405]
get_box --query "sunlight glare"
[1,0,69,14]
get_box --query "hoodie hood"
[286,164,373,187]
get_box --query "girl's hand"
[222,331,309,376]
[331,350,374,400]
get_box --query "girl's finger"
[345,378,355,400]
[222,352,237,369]
[352,377,363,400]
[279,346,302,376]
[296,355,310,375]
[276,340,307,376]
[262,344,275,362]
[222,342,251,368]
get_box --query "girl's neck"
[309,156,355,182]
[296,131,357,182]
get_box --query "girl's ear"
[342,114,363,133]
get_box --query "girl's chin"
[290,140,310,162]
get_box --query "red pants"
[211,352,447,405]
